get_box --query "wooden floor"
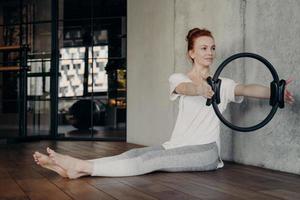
[0,141,299,200]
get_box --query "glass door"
[0,0,52,138]
[57,0,127,140]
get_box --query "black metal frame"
[0,0,127,142]
[50,0,59,138]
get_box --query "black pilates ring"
[206,52,286,132]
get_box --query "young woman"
[33,28,294,179]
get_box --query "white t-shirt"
[162,73,243,168]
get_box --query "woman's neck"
[188,63,210,80]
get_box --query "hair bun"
[186,28,201,41]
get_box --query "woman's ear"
[188,49,195,60]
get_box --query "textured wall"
[127,0,300,174]
[127,0,175,146]
[232,0,300,174]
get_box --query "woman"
[33,28,294,179]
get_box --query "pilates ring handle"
[206,52,286,132]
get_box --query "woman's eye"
[212,47,216,51]
[201,47,206,50]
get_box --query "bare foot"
[47,147,93,179]
[33,151,68,178]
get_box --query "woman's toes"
[47,147,56,156]
[35,152,42,158]
[34,157,39,164]
[33,154,39,161]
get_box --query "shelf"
[0,45,21,51]
[0,66,21,71]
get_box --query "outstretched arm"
[234,78,294,105]
[175,82,214,99]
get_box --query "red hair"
[186,28,214,51]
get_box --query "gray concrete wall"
[232,0,300,174]
[127,0,175,146]
[127,0,300,174]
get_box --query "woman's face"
[189,36,216,67]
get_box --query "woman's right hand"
[197,81,214,99]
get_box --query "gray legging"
[89,142,220,177]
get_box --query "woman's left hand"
[284,78,295,105]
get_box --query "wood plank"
[9,167,72,200]
[34,166,116,200]
[138,172,242,200]
[0,180,29,200]
[260,189,300,199]
[175,171,282,199]
[88,178,159,200]
[52,178,116,200]
[222,167,299,191]
[0,169,28,200]
[229,163,300,186]
[115,176,202,200]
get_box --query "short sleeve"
[220,77,244,104]
[168,73,192,101]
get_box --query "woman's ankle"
[77,160,93,175]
